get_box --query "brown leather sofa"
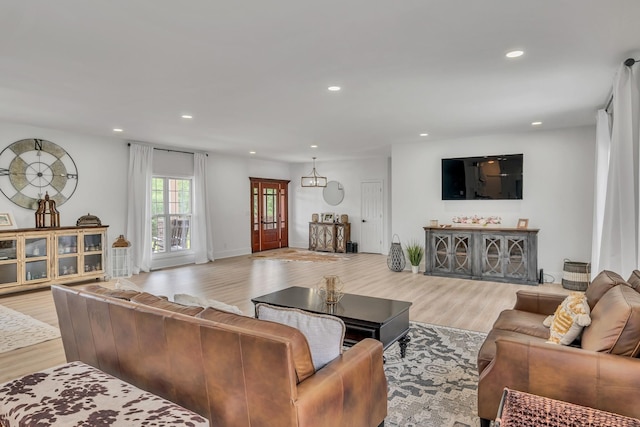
[477,270,640,426]
[51,284,387,427]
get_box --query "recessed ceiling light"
[249,151,256,154]
[181,115,193,119]
[310,144,318,148]
[113,128,123,132]
[531,121,542,126]
[506,50,524,58]
[327,86,341,91]
[420,133,429,137]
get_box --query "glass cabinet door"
[24,236,50,282]
[0,238,18,285]
[56,234,78,277]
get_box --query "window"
[151,177,192,254]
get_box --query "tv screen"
[441,154,523,200]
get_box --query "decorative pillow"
[255,303,345,370]
[584,270,628,309]
[114,278,144,292]
[174,293,243,315]
[543,292,591,345]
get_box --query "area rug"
[251,248,349,263]
[0,304,60,353]
[384,322,486,427]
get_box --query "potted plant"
[405,239,425,274]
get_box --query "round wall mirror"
[323,181,344,206]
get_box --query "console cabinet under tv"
[423,226,538,285]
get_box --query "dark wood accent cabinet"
[309,222,350,253]
[424,226,539,285]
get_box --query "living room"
[1,1,640,426]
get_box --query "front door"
[250,178,290,252]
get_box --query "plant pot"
[411,265,420,274]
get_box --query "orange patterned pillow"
[543,292,591,345]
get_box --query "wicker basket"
[562,261,591,291]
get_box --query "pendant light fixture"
[301,157,327,187]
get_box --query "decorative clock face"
[0,139,78,210]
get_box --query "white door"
[360,181,383,253]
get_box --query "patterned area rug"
[0,304,60,353]
[251,248,349,262]
[384,322,487,427]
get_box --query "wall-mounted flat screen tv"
[442,154,523,200]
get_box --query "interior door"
[250,178,289,252]
[360,181,384,253]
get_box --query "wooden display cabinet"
[0,226,108,295]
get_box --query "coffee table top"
[251,286,412,325]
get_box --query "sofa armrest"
[294,338,387,427]
[512,290,567,315]
[478,337,640,421]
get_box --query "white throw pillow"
[255,303,345,370]
[173,293,243,315]
[114,278,143,292]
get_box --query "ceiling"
[1,1,639,163]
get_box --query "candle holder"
[316,275,344,305]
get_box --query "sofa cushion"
[627,270,640,292]
[491,310,550,339]
[584,270,628,310]
[174,292,243,315]
[581,285,640,356]
[255,303,346,370]
[477,328,548,374]
[130,292,205,316]
[543,292,591,345]
[82,284,141,300]
[197,306,316,383]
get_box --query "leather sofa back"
[52,284,308,426]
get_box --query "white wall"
[392,126,595,281]
[0,121,129,244]
[208,155,291,259]
[289,157,391,252]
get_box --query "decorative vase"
[411,265,419,274]
[316,275,344,304]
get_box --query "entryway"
[250,178,290,252]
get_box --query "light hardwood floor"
[0,250,567,382]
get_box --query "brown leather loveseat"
[476,270,640,426]
[51,284,387,427]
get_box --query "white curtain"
[591,109,611,275]
[192,152,214,264]
[126,143,153,274]
[595,63,639,277]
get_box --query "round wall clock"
[0,138,78,210]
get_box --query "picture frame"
[517,218,529,229]
[321,213,334,223]
[0,212,17,229]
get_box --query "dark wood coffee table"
[251,286,412,357]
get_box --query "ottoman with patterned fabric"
[0,361,209,426]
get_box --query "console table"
[424,226,539,285]
[309,222,350,253]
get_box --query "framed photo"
[517,218,529,229]
[321,213,334,223]
[0,212,17,229]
